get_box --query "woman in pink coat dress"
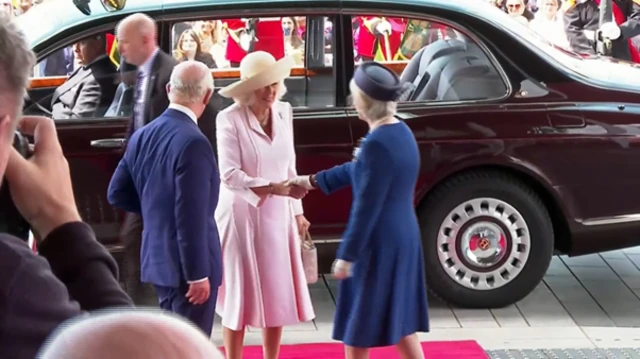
[214,51,316,359]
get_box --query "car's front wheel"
[420,170,554,308]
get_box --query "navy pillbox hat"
[353,62,403,102]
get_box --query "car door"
[165,12,353,238]
[26,29,128,249]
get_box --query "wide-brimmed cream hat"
[218,51,295,98]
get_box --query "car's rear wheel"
[420,170,554,308]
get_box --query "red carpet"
[226,341,487,358]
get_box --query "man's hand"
[375,20,392,34]
[4,116,81,239]
[185,279,210,305]
[600,22,622,40]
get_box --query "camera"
[0,131,31,240]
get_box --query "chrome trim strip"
[312,238,343,244]
[581,214,640,226]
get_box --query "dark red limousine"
[16,0,640,308]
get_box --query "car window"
[352,15,508,103]
[25,31,125,121]
[171,16,335,109]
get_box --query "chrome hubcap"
[437,198,531,291]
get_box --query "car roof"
[16,0,501,54]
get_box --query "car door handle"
[547,112,586,129]
[91,138,125,148]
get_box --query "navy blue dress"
[315,122,430,348]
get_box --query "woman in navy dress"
[288,62,429,359]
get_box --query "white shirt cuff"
[187,277,208,284]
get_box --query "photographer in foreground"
[0,17,133,359]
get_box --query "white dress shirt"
[168,103,198,124]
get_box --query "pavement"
[207,247,640,353]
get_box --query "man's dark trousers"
[154,282,218,336]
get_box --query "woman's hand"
[270,182,291,196]
[296,214,311,237]
[332,259,353,279]
[270,182,308,199]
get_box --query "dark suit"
[126,50,217,149]
[108,108,222,335]
[0,222,132,359]
[51,55,117,119]
[121,50,218,306]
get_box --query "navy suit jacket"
[107,108,222,288]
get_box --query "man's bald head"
[116,13,158,66]
[167,61,214,113]
[38,310,224,359]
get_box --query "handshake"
[271,175,315,199]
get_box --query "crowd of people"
[488,0,640,62]
[0,0,32,17]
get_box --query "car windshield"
[470,1,640,90]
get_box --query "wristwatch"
[309,175,318,189]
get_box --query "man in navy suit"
[107,61,221,335]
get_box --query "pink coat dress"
[214,101,315,330]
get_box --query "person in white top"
[529,0,571,48]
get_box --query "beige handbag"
[301,232,318,284]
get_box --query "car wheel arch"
[415,163,572,253]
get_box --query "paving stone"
[603,257,640,276]
[546,256,573,276]
[452,308,499,328]
[600,250,627,259]
[561,254,608,267]
[490,305,529,327]
[515,283,576,327]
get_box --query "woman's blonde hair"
[349,79,397,122]
[233,80,288,106]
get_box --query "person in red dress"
[222,18,247,67]
[222,18,285,67]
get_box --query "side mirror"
[72,0,91,15]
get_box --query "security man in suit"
[564,0,640,62]
[50,34,118,119]
[115,13,218,305]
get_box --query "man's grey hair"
[168,61,214,104]
[349,79,396,122]
[0,15,36,125]
[38,309,225,359]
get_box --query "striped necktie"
[133,71,145,131]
